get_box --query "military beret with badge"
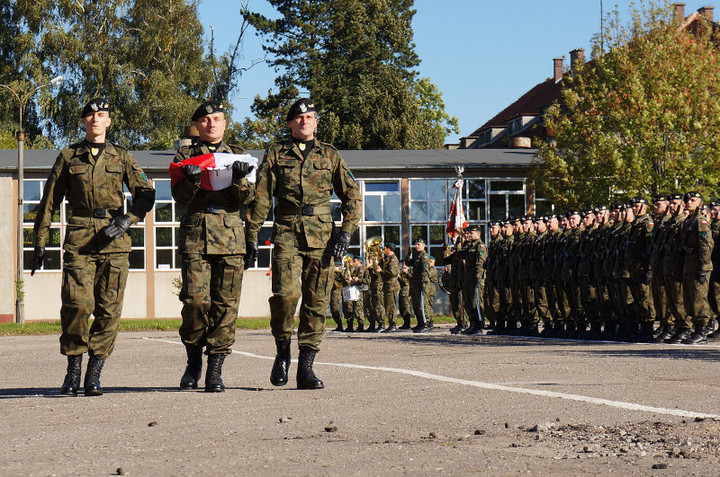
[286,98,316,121]
[81,98,110,118]
[192,100,225,122]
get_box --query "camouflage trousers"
[449,282,465,325]
[269,241,333,351]
[652,274,669,326]
[398,289,412,324]
[329,287,343,327]
[462,282,485,327]
[663,274,684,327]
[60,251,129,359]
[484,278,500,325]
[382,289,398,327]
[411,284,434,324]
[681,276,711,329]
[343,297,365,328]
[179,253,245,355]
[370,288,385,327]
[708,280,720,320]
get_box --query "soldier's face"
[522,221,532,233]
[490,225,500,236]
[415,242,425,251]
[686,197,702,212]
[82,111,111,140]
[632,203,647,216]
[470,230,482,241]
[287,112,317,141]
[195,112,226,143]
[502,224,513,235]
[547,218,558,230]
[653,201,669,215]
[569,215,581,228]
[582,215,595,227]
[536,221,547,232]
[711,206,720,220]
[596,210,608,223]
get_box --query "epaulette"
[320,141,339,151]
[109,141,128,151]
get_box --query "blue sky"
[198,0,703,144]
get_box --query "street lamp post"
[0,75,63,324]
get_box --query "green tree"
[243,0,457,149]
[534,1,720,208]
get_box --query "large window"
[23,179,147,271]
[410,179,447,222]
[488,180,526,221]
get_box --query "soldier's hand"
[698,270,708,284]
[102,215,133,240]
[643,270,652,284]
[333,231,351,261]
[30,246,45,276]
[182,164,202,185]
[232,161,254,181]
[245,241,258,270]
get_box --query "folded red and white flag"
[169,152,257,191]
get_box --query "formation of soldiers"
[478,193,719,344]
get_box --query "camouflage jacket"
[661,214,687,278]
[34,141,155,254]
[679,211,714,278]
[381,254,400,292]
[711,220,720,281]
[410,249,431,287]
[625,213,654,278]
[425,266,438,295]
[172,141,255,255]
[459,238,487,284]
[247,138,361,249]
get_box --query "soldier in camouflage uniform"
[625,197,655,341]
[459,224,488,335]
[329,261,345,331]
[172,100,255,392]
[541,214,563,336]
[32,98,155,397]
[576,209,598,338]
[530,216,550,334]
[344,256,368,332]
[368,257,385,331]
[443,235,466,334]
[426,256,439,329]
[659,194,687,343]
[707,200,720,340]
[647,195,671,341]
[492,221,515,334]
[484,221,503,331]
[409,238,432,333]
[518,216,537,334]
[397,259,413,329]
[246,98,361,389]
[380,243,400,332]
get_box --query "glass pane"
[411,225,427,243]
[428,201,446,222]
[175,249,182,269]
[467,179,486,199]
[258,248,271,268]
[154,180,172,201]
[23,250,33,270]
[410,201,427,222]
[24,181,42,201]
[47,227,62,247]
[330,202,342,222]
[258,226,272,246]
[129,250,145,269]
[350,229,360,246]
[347,246,361,258]
[384,226,400,245]
[45,249,61,270]
[365,225,382,239]
[52,208,61,222]
[24,204,40,223]
[491,180,524,192]
[489,195,507,221]
[129,227,144,246]
[429,246,444,262]
[155,203,173,222]
[364,196,382,221]
[23,228,34,247]
[467,200,486,221]
[427,180,447,201]
[156,249,173,268]
[535,200,553,216]
[156,227,173,247]
[429,225,445,244]
[410,180,427,201]
[508,194,526,218]
[365,182,399,193]
[384,195,401,222]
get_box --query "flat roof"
[0,147,538,174]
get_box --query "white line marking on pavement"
[144,337,719,419]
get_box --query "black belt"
[71,208,122,219]
[186,205,239,215]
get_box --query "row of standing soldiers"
[328,240,443,333]
[459,192,718,344]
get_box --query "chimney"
[569,48,585,70]
[698,6,714,21]
[553,58,563,83]
[673,3,686,24]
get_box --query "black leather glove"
[232,161,254,181]
[698,270,707,284]
[31,246,45,276]
[245,241,258,270]
[333,231,352,261]
[102,215,133,240]
[182,164,202,185]
[643,270,652,285]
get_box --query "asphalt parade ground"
[3,326,720,476]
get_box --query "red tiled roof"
[469,78,563,137]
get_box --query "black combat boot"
[270,340,291,386]
[412,320,428,333]
[60,355,82,396]
[205,354,226,392]
[462,321,482,335]
[636,321,655,343]
[449,323,462,334]
[84,355,105,397]
[667,327,693,344]
[682,325,711,345]
[398,318,411,330]
[426,319,434,330]
[332,323,344,332]
[344,323,354,332]
[180,345,203,389]
[356,322,364,332]
[588,321,603,340]
[297,347,324,390]
[652,325,675,343]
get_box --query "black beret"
[81,98,110,118]
[545,214,558,220]
[497,220,506,226]
[610,203,622,210]
[631,196,647,205]
[464,224,481,232]
[710,198,720,207]
[566,210,581,218]
[623,203,633,209]
[668,193,683,200]
[286,98,316,121]
[684,191,703,202]
[192,100,225,121]
[594,205,608,212]
[652,194,669,202]
[581,209,595,217]
[489,220,501,227]
[414,238,426,244]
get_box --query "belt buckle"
[92,208,107,219]
[301,205,314,216]
[206,205,221,214]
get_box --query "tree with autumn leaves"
[534,1,720,208]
